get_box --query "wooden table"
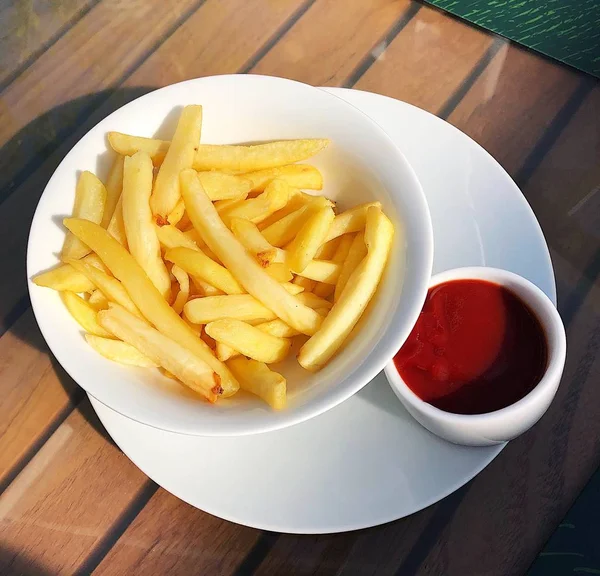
[1,1,599,574]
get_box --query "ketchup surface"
[394,279,547,415]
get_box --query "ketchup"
[394,279,547,415]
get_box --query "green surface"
[422,0,600,78]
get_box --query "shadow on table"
[0,545,57,576]
[2,87,154,443]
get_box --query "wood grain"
[122,0,307,87]
[447,45,582,176]
[0,309,79,490]
[251,0,412,86]
[93,490,261,575]
[0,0,202,199]
[0,0,96,87]
[354,4,494,113]
[0,403,149,575]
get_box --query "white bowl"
[27,75,433,436]
[384,267,566,446]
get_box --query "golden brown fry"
[324,201,381,242]
[180,170,322,335]
[219,179,291,227]
[261,196,331,247]
[257,192,308,229]
[243,164,323,193]
[33,263,95,293]
[205,319,291,363]
[265,263,293,282]
[256,318,300,338]
[193,139,329,172]
[334,233,368,302]
[107,195,127,247]
[171,265,190,314]
[62,171,107,260]
[298,207,394,370]
[156,224,201,252]
[167,198,186,225]
[231,218,286,265]
[122,152,172,299]
[151,105,203,217]
[88,289,109,310]
[296,260,341,284]
[184,294,276,324]
[165,247,244,295]
[85,334,158,367]
[292,275,315,292]
[101,155,124,228]
[287,205,335,273]
[99,305,221,401]
[197,172,252,200]
[108,132,169,164]
[215,341,239,362]
[226,356,286,410]
[61,291,112,337]
[314,233,354,298]
[67,258,141,317]
[296,292,333,310]
[63,218,239,396]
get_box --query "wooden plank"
[0,402,149,575]
[0,309,79,489]
[354,4,495,114]
[251,0,412,86]
[0,0,202,201]
[523,86,600,272]
[123,0,306,87]
[0,0,97,88]
[447,45,582,177]
[93,490,261,575]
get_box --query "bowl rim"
[384,266,567,427]
[27,74,434,436]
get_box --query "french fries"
[122,152,172,299]
[108,132,170,164]
[193,139,329,172]
[170,265,189,314]
[219,179,291,227]
[261,196,331,247]
[325,202,381,243]
[298,207,394,371]
[99,305,221,401]
[151,105,203,217]
[334,233,368,302]
[184,294,277,324]
[101,155,124,228]
[61,291,112,337]
[62,219,239,396]
[244,164,323,193]
[180,170,323,336]
[33,263,95,293]
[227,357,286,410]
[165,247,244,295]
[62,171,107,260]
[67,258,141,317]
[107,195,127,247]
[197,172,252,200]
[205,319,291,364]
[85,334,158,367]
[37,104,395,411]
[286,205,335,273]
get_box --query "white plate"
[27,75,433,437]
[89,88,556,534]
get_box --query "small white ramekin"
[384,267,566,446]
